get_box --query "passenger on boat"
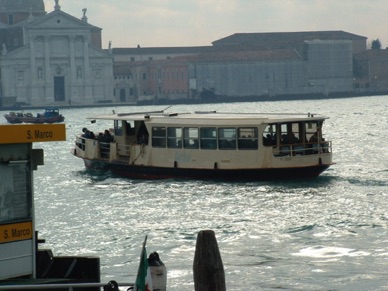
[104,129,113,142]
[82,127,95,139]
[97,132,104,141]
[263,134,276,146]
[80,128,90,150]
[290,132,299,144]
[281,134,288,144]
[309,131,319,143]
[309,129,325,154]
[126,122,135,136]
[137,121,149,144]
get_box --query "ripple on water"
[31,96,388,290]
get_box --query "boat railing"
[75,136,101,159]
[99,140,111,158]
[75,136,86,151]
[0,281,134,290]
[75,135,131,160]
[278,140,332,156]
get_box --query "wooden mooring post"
[193,230,226,291]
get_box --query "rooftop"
[212,30,367,46]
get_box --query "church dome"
[0,0,45,13]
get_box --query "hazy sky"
[44,0,388,49]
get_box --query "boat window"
[114,120,123,136]
[278,122,305,156]
[306,121,322,143]
[218,128,236,150]
[125,121,135,136]
[291,123,301,144]
[152,127,166,148]
[280,123,300,145]
[280,123,288,144]
[281,123,301,144]
[238,128,258,149]
[167,127,182,148]
[183,127,199,149]
[200,127,217,150]
[263,124,277,146]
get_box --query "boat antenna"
[162,105,172,112]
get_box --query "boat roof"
[87,110,329,125]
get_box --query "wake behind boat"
[72,109,334,180]
[4,107,64,124]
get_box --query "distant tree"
[371,39,382,50]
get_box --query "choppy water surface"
[4,96,387,290]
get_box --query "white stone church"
[0,0,114,107]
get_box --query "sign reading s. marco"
[0,124,66,144]
[0,221,33,243]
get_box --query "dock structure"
[0,123,231,290]
[0,124,101,289]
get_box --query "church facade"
[0,0,114,107]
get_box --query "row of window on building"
[114,69,186,81]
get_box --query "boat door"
[114,120,135,156]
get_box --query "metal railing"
[277,141,332,156]
[75,136,131,160]
[0,281,133,290]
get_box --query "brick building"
[354,49,388,92]
[113,31,366,103]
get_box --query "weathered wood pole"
[193,230,226,291]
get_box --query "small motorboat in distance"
[72,109,334,181]
[4,107,65,124]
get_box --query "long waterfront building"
[0,0,384,107]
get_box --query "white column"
[83,35,93,104]
[29,37,37,104]
[69,35,76,82]
[44,36,50,83]
[83,35,89,80]
[29,37,36,84]
[43,36,52,102]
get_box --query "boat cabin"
[85,113,329,157]
[40,107,61,118]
